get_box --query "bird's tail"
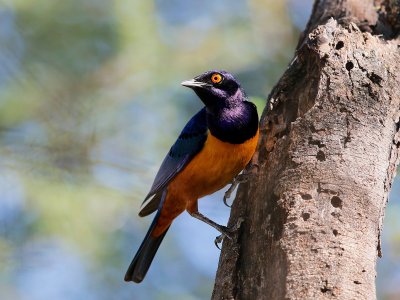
[124,191,169,283]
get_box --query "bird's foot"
[214,226,232,249]
[223,165,259,207]
[214,217,244,249]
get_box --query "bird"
[124,70,259,283]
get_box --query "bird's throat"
[207,102,258,144]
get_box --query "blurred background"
[0,0,398,299]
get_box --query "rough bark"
[212,1,400,299]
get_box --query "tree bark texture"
[213,1,400,299]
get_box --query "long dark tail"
[124,191,169,283]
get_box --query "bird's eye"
[211,73,223,84]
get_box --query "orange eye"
[211,73,223,84]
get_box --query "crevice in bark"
[374,0,400,38]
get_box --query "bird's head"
[181,70,244,108]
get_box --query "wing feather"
[139,108,208,215]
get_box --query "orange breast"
[169,129,259,206]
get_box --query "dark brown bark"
[212,1,400,299]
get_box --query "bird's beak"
[181,79,209,89]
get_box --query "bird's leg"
[223,164,259,207]
[189,209,244,249]
[189,211,231,238]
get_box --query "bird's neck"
[206,101,258,144]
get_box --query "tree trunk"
[212,1,400,299]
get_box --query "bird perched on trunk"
[124,70,259,283]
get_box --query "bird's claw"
[214,234,226,249]
[214,217,244,250]
[214,230,232,250]
[223,167,258,207]
[223,186,235,207]
[223,177,244,207]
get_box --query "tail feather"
[125,190,168,283]
[124,226,169,283]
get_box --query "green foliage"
[16,0,118,76]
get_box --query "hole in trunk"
[346,61,354,71]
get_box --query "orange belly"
[172,130,259,201]
[152,129,259,236]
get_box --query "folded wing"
[139,108,208,216]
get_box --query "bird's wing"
[139,108,208,216]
